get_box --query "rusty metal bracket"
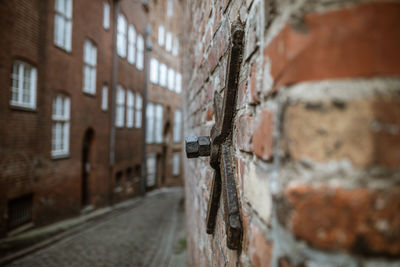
[185,20,244,250]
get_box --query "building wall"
[183,0,400,266]
[112,0,147,203]
[146,0,184,189]
[0,0,147,237]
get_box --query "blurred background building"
[0,0,183,238]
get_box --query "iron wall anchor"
[185,20,244,250]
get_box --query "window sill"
[51,153,70,160]
[54,44,72,55]
[83,91,96,97]
[9,104,37,112]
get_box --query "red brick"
[284,185,400,255]
[264,2,400,90]
[236,113,254,152]
[253,110,274,160]
[248,223,273,267]
[283,98,400,168]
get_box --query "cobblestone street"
[6,189,187,267]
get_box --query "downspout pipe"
[141,24,152,195]
[109,0,119,205]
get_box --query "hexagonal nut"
[185,136,199,158]
[198,136,211,157]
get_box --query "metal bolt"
[185,136,211,158]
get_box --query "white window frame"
[136,34,144,70]
[167,0,174,17]
[54,0,73,51]
[10,61,37,109]
[146,155,156,187]
[165,32,172,52]
[167,68,175,91]
[173,38,179,56]
[117,13,127,58]
[155,104,163,144]
[172,152,180,176]
[173,109,182,143]
[103,1,110,30]
[83,40,97,94]
[159,63,167,87]
[150,58,158,84]
[101,85,108,111]
[52,95,70,158]
[127,25,136,65]
[175,72,182,93]
[158,25,165,47]
[146,103,154,143]
[116,85,125,127]
[135,93,142,128]
[126,90,134,128]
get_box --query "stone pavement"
[5,188,187,267]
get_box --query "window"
[101,85,108,110]
[10,61,37,109]
[168,68,175,91]
[150,58,158,84]
[146,103,154,143]
[126,90,134,128]
[167,0,174,17]
[83,40,97,94]
[7,194,33,231]
[158,26,165,47]
[136,35,144,70]
[165,32,172,52]
[52,95,70,157]
[159,63,167,87]
[117,14,127,58]
[173,38,179,56]
[173,109,182,143]
[146,103,163,143]
[128,25,136,64]
[54,0,72,51]
[103,2,110,30]
[155,104,163,143]
[135,93,142,128]
[172,153,180,176]
[116,85,125,127]
[176,72,182,93]
[146,155,156,187]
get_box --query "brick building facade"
[145,0,184,189]
[0,0,149,238]
[183,0,400,266]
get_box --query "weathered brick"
[283,97,400,168]
[282,185,400,256]
[236,113,254,152]
[248,223,273,267]
[253,109,274,161]
[264,2,400,90]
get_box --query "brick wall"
[183,0,400,266]
[0,0,147,237]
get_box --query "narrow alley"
[5,189,187,267]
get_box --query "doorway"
[82,128,94,208]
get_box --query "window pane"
[103,2,110,29]
[160,64,167,87]
[102,86,108,110]
[173,153,180,176]
[173,109,182,143]
[158,26,165,46]
[166,32,172,52]
[136,35,144,70]
[168,68,174,90]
